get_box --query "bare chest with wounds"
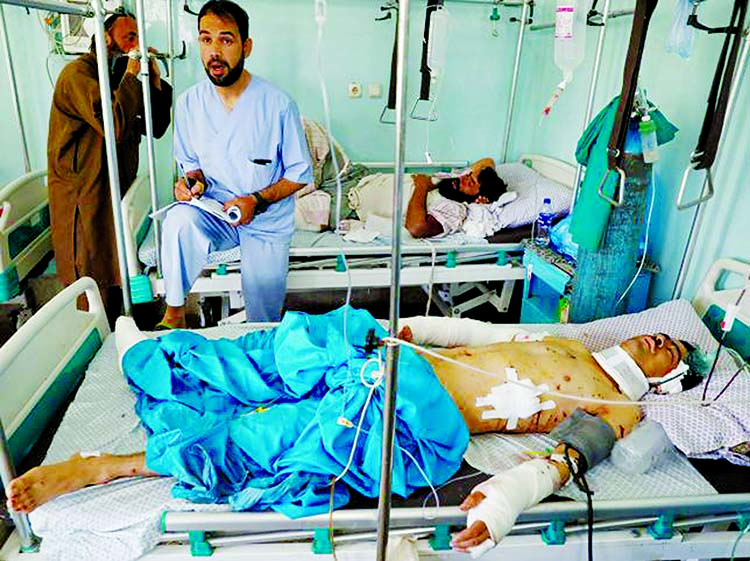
[420,338,630,435]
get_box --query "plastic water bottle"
[534,198,554,247]
[611,419,673,474]
[554,0,587,86]
[639,115,659,163]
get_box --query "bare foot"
[6,452,151,513]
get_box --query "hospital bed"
[121,153,576,319]
[1,259,749,561]
[0,171,52,302]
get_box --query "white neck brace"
[592,345,649,400]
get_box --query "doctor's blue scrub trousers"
[161,204,290,322]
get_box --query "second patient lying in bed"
[348,157,510,239]
[405,157,508,238]
[6,311,705,555]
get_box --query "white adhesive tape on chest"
[475,368,556,430]
[466,459,561,554]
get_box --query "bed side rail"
[0,170,52,299]
[693,258,750,318]
[692,258,750,358]
[0,276,109,467]
[518,153,577,190]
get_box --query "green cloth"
[570,96,678,250]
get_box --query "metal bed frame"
[1,261,750,560]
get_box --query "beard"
[204,55,245,87]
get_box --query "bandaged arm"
[464,459,561,556]
[400,316,542,348]
[460,410,617,556]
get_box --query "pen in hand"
[177,163,203,199]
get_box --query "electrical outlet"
[347,82,362,98]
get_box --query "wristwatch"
[251,192,270,215]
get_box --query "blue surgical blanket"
[122,307,469,518]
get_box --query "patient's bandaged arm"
[400,316,547,348]
[466,459,561,553]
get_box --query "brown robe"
[47,52,172,290]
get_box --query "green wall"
[0,0,747,305]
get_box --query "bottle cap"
[639,116,656,133]
[543,197,551,204]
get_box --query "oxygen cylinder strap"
[607,0,659,171]
[418,0,444,101]
[690,0,748,171]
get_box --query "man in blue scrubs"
[159,0,313,327]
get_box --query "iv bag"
[428,7,451,80]
[554,0,587,85]
[665,0,696,59]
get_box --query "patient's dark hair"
[436,167,507,204]
[678,340,709,392]
[199,0,250,43]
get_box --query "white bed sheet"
[28,301,740,561]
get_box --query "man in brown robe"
[47,11,172,320]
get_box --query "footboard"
[0,277,109,467]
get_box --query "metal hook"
[587,10,604,26]
[173,40,187,60]
[686,1,739,35]
[676,162,715,210]
[509,0,534,25]
[376,4,398,22]
[183,1,199,17]
[596,167,625,207]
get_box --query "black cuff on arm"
[549,408,616,472]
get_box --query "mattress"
[27,299,746,560]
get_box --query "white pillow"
[493,163,572,229]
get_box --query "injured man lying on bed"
[6,308,708,554]
[347,157,519,240]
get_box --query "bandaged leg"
[115,316,149,368]
[464,459,561,556]
[400,316,541,347]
